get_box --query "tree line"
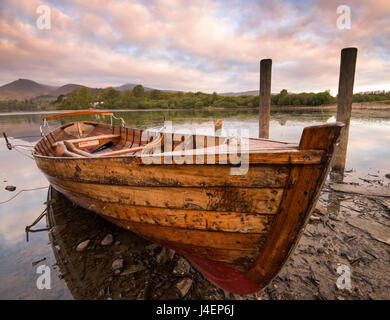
[53,85,337,110]
[352,90,390,103]
[54,86,258,110]
[1,86,389,112]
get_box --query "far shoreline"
[1,102,389,116]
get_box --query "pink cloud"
[0,0,389,93]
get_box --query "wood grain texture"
[52,187,266,271]
[47,177,283,214]
[139,149,324,165]
[245,164,323,284]
[48,178,276,234]
[35,156,290,188]
[246,122,344,286]
[105,217,264,272]
[103,215,265,269]
[55,186,265,251]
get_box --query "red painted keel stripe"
[182,252,261,295]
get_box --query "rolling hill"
[114,83,153,91]
[0,79,57,100]
[0,78,259,101]
[0,79,159,100]
[219,90,258,96]
[50,84,86,96]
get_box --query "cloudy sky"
[0,0,389,93]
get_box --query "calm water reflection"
[0,108,389,299]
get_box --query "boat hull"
[34,122,343,294]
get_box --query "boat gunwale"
[33,120,325,165]
[34,120,308,160]
[33,148,325,165]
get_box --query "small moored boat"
[33,110,343,294]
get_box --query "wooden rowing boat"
[33,110,343,294]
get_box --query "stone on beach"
[76,239,90,252]
[112,258,124,271]
[5,185,16,192]
[101,233,114,246]
[156,247,175,264]
[173,257,191,274]
[120,264,145,276]
[175,278,193,297]
[145,243,159,251]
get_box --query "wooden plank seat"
[64,141,97,157]
[52,134,121,149]
[53,141,84,158]
[52,133,164,158]
[52,134,121,158]
[99,134,164,157]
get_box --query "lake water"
[0,108,389,299]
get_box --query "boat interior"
[34,120,298,158]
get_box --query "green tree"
[150,89,167,100]
[98,87,120,108]
[120,90,135,108]
[66,87,93,109]
[212,91,218,103]
[133,85,145,98]
[194,100,204,109]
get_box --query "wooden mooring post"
[332,47,358,172]
[259,59,272,139]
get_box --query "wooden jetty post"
[332,47,358,171]
[259,59,272,139]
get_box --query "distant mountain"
[1,78,256,101]
[50,84,86,96]
[114,83,153,91]
[0,79,99,100]
[219,90,258,96]
[0,79,57,100]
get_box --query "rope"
[10,135,42,139]
[0,186,49,205]
[2,133,35,159]
[25,207,49,242]
[11,144,34,148]
[13,146,34,160]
